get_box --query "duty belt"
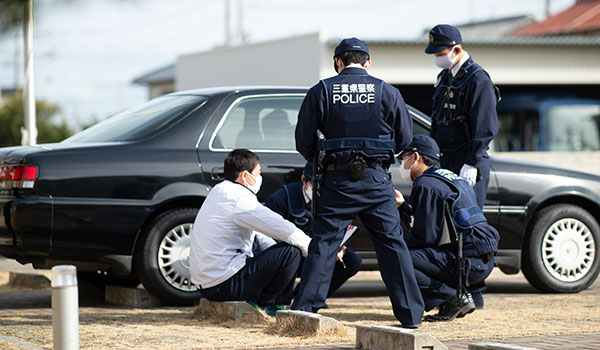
[325,161,380,172]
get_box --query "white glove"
[460,164,477,187]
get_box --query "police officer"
[265,162,362,298]
[396,135,499,321]
[426,24,498,208]
[294,37,424,328]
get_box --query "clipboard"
[339,224,358,247]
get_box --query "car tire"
[522,204,600,293]
[134,207,201,305]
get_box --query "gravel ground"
[1,265,599,349]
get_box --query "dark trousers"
[296,248,362,297]
[440,153,490,208]
[410,247,494,311]
[292,167,424,326]
[201,242,301,306]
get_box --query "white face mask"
[304,182,313,201]
[434,46,458,69]
[244,171,262,194]
[399,156,415,183]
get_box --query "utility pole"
[545,0,551,18]
[237,0,247,44]
[225,0,233,47]
[22,0,37,146]
[14,30,21,90]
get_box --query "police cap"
[334,37,370,57]
[425,24,462,54]
[399,134,440,161]
[303,162,313,182]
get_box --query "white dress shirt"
[189,180,311,288]
[451,51,470,77]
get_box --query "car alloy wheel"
[135,207,201,305]
[522,204,600,293]
[541,218,596,282]
[157,223,197,292]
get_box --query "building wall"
[149,82,175,99]
[341,42,600,85]
[176,32,324,91]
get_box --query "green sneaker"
[245,300,285,318]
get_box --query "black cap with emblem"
[425,24,462,54]
[334,37,370,57]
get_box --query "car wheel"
[522,204,600,293]
[134,207,201,305]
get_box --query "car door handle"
[211,167,225,180]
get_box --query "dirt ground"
[1,269,599,349]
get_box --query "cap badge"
[429,34,434,43]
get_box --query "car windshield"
[63,95,207,143]
[546,104,600,151]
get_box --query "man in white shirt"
[189,149,311,316]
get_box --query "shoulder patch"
[434,168,461,181]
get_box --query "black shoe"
[401,322,420,329]
[424,293,475,322]
[456,293,476,318]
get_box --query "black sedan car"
[1,87,599,304]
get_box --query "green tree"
[0,94,74,146]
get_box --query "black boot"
[424,293,476,322]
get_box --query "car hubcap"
[542,218,596,282]
[158,223,197,291]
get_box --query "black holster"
[349,156,366,181]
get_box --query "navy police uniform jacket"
[296,67,413,165]
[265,182,312,235]
[400,165,499,257]
[430,57,498,168]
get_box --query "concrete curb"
[105,285,162,308]
[356,324,447,350]
[276,310,341,334]
[6,272,50,289]
[196,299,264,320]
[469,342,538,350]
[0,335,45,350]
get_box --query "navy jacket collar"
[339,67,369,76]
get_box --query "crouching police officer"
[396,135,499,321]
[426,24,498,208]
[265,162,362,298]
[293,37,424,328]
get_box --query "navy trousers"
[200,242,301,306]
[296,248,362,297]
[410,247,494,311]
[292,167,424,326]
[440,153,490,208]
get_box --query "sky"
[0,0,576,129]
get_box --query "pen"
[339,256,346,269]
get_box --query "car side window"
[213,95,304,151]
[413,119,428,136]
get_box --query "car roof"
[168,86,309,97]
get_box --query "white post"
[52,265,79,350]
[22,0,38,146]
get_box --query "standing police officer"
[265,162,362,298]
[426,24,498,208]
[293,37,424,328]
